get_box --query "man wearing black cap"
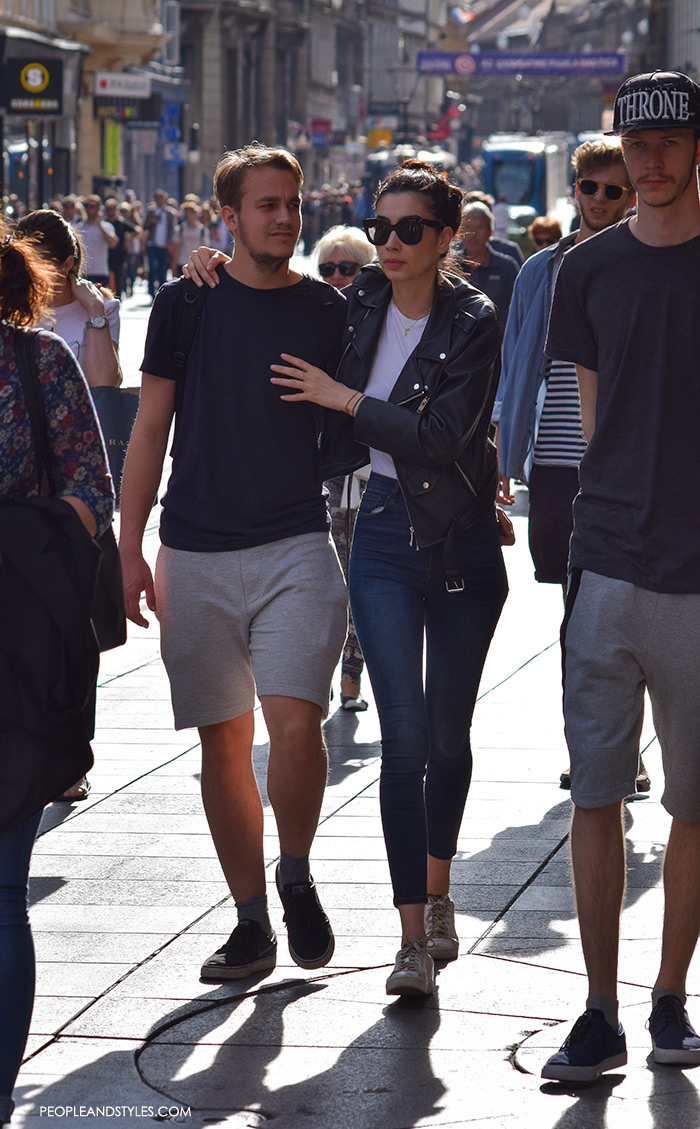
[541,71,700,1082]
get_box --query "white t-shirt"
[493,202,510,239]
[153,209,169,248]
[75,219,116,278]
[173,221,206,265]
[40,296,120,371]
[363,300,429,479]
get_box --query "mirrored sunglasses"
[318,260,360,278]
[577,179,629,201]
[363,215,444,246]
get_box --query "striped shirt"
[533,356,587,466]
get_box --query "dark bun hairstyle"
[375,158,464,234]
[0,216,57,326]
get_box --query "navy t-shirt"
[546,220,700,593]
[141,268,345,551]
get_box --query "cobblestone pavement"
[11,282,700,1128]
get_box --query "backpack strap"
[14,327,53,494]
[171,278,209,455]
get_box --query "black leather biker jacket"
[319,263,502,554]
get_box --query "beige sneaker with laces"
[425,893,459,961]
[385,939,434,996]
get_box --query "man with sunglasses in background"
[76,195,118,287]
[496,138,645,787]
[541,70,700,1083]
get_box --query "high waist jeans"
[0,808,42,1124]
[349,474,508,906]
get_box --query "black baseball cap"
[607,70,700,135]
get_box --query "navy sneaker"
[541,1009,627,1082]
[200,919,277,980]
[275,865,335,969]
[649,995,700,1065]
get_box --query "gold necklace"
[393,303,431,337]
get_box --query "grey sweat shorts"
[155,532,348,730]
[562,569,700,820]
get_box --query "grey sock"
[652,988,686,1009]
[279,851,311,888]
[236,893,272,938]
[586,994,619,1030]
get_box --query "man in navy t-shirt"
[119,145,348,981]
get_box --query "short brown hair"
[213,143,303,211]
[528,216,562,241]
[573,139,630,184]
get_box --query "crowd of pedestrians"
[2,66,700,1123]
[5,190,233,301]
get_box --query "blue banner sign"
[417,52,627,77]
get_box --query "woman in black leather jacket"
[271,160,509,999]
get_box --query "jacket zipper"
[454,461,477,496]
[395,389,428,408]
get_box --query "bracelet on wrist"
[344,391,362,415]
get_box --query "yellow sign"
[20,63,50,94]
[103,120,121,176]
[367,128,393,149]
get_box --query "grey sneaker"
[385,939,434,997]
[425,894,459,961]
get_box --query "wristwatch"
[85,314,108,330]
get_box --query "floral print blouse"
[0,322,114,534]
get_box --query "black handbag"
[90,385,140,508]
[14,328,127,651]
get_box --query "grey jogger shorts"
[562,569,700,820]
[155,532,348,729]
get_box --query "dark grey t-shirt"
[546,219,700,593]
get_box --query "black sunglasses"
[577,179,629,201]
[318,260,360,278]
[534,235,558,247]
[363,215,444,246]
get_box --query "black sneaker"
[649,994,700,1065]
[275,865,335,969]
[541,1009,627,1082]
[200,920,277,980]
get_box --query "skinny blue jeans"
[349,474,508,906]
[0,809,42,1124]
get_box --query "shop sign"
[417,51,628,77]
[1,58,63,114]
[95,101,141,119]
[103,120,121,176]
[95,72,151,98]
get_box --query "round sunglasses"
[577,179,630,201]
[318,260,360,278]
[363,215,444,246]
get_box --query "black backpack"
[170,275,345,455]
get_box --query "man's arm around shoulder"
[119,373,175,627]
